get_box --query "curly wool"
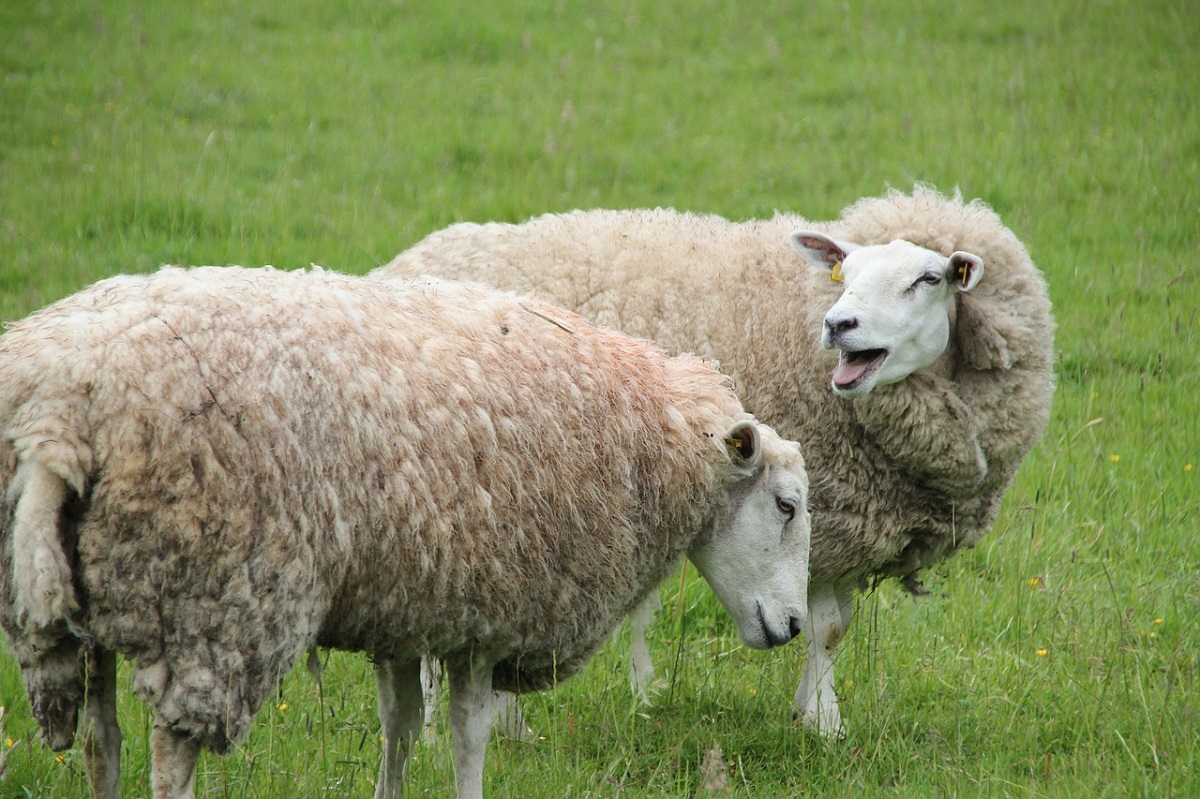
[0,266,772,752]
[377,184,1056,586]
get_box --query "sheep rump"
[0,266,787,754]
[377,185,1056,588]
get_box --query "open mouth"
[832,349,888,391]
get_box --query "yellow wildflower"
[1109,454,1120,463]
[1036,648,1048,657]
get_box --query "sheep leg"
[373,657,424,799]
[629,590,659,699]
[420,655,442,736]
[490,691,529,740]
[793,581,854,739]
[149,722,200,799]
[422,657,529,742]
[447,655,495,799]
[82,647,121,799]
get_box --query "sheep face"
[791,232,984,398]
[688,421,810,650]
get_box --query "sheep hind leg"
[419,655,442,740]
[82,647,121,799]
[149,722,200,799]
[421,657,529,742]
[792,580,854,739]
[373,657,424,799]
[629,590,659,699]
[447,655,496,799]
[23,633,86,752]
[490,690,531,740]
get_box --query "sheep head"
[791,232,983,398]
[688,420,810,651]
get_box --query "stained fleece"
[0,267,797,751]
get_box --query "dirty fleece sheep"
[377,185,1056,737]
[0,267,812,799]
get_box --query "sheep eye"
[915,272,942,287]
[776,497,796,518]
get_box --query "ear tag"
[723,435,751,459]
[956,261,970,286]
[830,262,844,283]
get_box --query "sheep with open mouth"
[377,184,1056,739]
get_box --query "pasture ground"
[1,0,1197,796]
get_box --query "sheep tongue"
[833,359,870,388]
[833,350,883,388]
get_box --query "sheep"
[0,265,813,799]
[376,184,1056,738]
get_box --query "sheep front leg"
[82,647,121,799]
[374,657,425,799]
[149,722,200,799]
[447,656,495,799]
[793,581,854,739]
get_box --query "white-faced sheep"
[0,266,812,799]
[376,184,1056,738]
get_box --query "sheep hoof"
[797,709,847,741]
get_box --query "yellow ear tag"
[830,261,844,283]
[723,434,751,459]
[957,261,970,286]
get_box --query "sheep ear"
[790,231,860,280]
[723,421,763,469]
[948,251,984,292]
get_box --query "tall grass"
[1,0,1197,796]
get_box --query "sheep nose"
[824,316,858,336]
[788,615,805,641]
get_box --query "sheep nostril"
[789,615,804,640]
[825,317,858,335]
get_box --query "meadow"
[1,0,1197,796]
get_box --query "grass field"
[1,0,1197,796]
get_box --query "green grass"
[1,0,1197,795]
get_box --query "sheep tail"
[12,459,79,632]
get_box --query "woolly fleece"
[0,266,801,753]
[377,185,1056,587]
